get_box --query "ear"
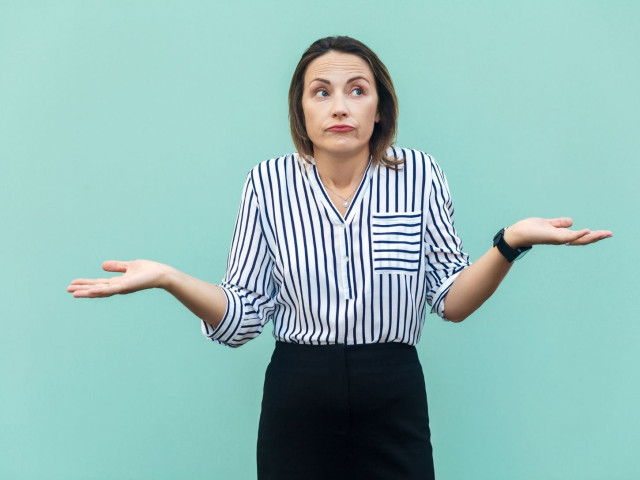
[375,112,380,123]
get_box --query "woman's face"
[301,51,379,162]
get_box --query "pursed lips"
[327,125,355,132]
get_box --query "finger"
[72,287,108,297]
[73,288,113,298]
[67,283,111,293]
[567,230,613,246]
[69,278,112,286]
[558,228,591,244]
[67,280,105,292]
[102,260,128,273]
[73,283,120,298]
[68,284,90,292]
[547,217,574,228]
[68,276,122,293]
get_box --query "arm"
[67,170,275,346]
[67,259,228,328]
[442,217,612,323]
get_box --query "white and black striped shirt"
[202,147,470,347]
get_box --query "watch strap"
[493,227,532,262]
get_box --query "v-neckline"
[306,157,374,225]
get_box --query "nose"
[331,93,348,118]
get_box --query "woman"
[68,36,611,479]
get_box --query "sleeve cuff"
[200,286,244,346]
[429,265,469,319]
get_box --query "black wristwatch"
[492,227,532,262]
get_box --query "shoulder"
[245,153,303,194]
[382,147,451,196]
[248,153,302,177]
[384,146,440,173]
[245,153,297,180]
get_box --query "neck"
[314,149,370,191]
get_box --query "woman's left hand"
[503,217,612,248]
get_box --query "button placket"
[337,223,353,300]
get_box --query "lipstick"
[328,125,354,132]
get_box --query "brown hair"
[288,36,403,168]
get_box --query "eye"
[352,87,364,96]
[314,89,329,98]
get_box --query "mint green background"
[2,1,638,479]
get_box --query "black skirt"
[257,342,435,480]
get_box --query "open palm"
[508,217,612,247]
[67,260,168,298]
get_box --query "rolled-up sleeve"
[424,160,471,319]
[201,173,276,347]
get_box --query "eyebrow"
[309,75,372,85]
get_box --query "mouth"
[327,125,355,132]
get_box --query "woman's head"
[289,36,401,167]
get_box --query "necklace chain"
[322,182,358,208]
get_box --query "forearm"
[160,265,228,329]
[441,217,612,322]
[443,246,512,323]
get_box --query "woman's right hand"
[67,260,172,298]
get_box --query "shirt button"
[344,256,350,263]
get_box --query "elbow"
[442,301,469,323]
[441,295,478,323]
[442,301,471,323]
[444,313,468,323]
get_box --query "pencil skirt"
[257,341,435,480]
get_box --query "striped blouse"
[202,147,470,347]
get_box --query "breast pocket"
[372,211,422,274]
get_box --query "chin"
[318,143,369,160]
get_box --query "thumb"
[102,260,128,273]
[547,217,574,228]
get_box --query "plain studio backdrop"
[1,1,638,479]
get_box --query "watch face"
[514,248,531,261]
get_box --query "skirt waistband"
[271,340,419,369]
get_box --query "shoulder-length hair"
[288,36,403,169]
